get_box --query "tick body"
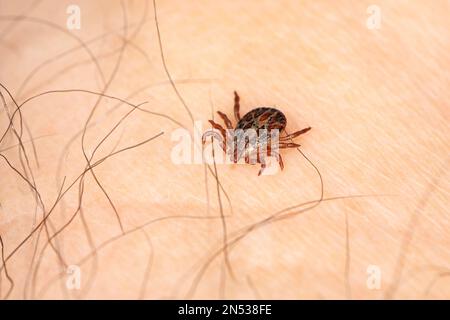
[202,91,311,175]
[236,107,287,132]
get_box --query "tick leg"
[272,152,284,171]
[256,147,283,175]
[267,147,284,171]
[233,91,241,122]
[280,127,311,141]
[258,162,267,176]
[256,156,282,176]
[207,119,227,138]
[217,111,233,129]
[278,154,284,170]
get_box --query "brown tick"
[202,91,311,175]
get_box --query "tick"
[202,91,311,175]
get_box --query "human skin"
[0,0,449,299]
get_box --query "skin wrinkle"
[0,0,449,299]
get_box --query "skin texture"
[0,0,449,299]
